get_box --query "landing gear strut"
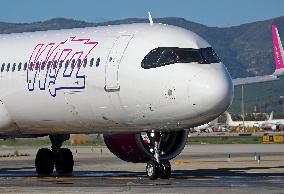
[35,134,74,176]
[145,131,171,180]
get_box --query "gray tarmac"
[0,144,284,193]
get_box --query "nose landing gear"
[35,134,74,176]
[145,131,171,180]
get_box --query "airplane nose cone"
[188,64,233,120]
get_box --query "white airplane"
[0,17,234,179]
[191,118,218,133]
[225,112,273,128]
[233,24,284,85]
[260,111,284,130]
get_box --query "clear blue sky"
[2,0,284,27]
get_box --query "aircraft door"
[105,35,133,92]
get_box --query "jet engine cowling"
[103,130,188,163]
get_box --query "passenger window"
[83,58,87,67]
[90,58,94,67]
[71,59,76,69]
[18,62,22,71]
[24,62,27,71]
[53,61,57,69]
[41,62,45,70]
[59,60,63,69]
[96,58,100,67]
[1,63,5,72]
[29,62,34,71]
[12,63,16,72]
[82,58,86,68]
[65,60,69,69]
[47,61,51,70]
[35,62,40,70]
[77,59,82,68]
[6,63,10,72]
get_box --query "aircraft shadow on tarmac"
[172,166,284,179]
[0,166,283,178]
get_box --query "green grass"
[188,136,263,144]
[0,136,280,147]
[0,139,51,147]
[0,139,106,147]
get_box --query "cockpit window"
[200,47,220,64]
[157,49,176,66]
[141,47,221,69]
[142,49,162,69]
[175,48,203,63]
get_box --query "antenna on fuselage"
[148,12,154,26]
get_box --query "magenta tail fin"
[272,24,284,70]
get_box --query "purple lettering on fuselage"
[27,36,98,97]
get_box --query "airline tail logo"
[272,24,284,70]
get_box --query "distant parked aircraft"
[191,118,218,133]
[260,111,284,130]
[225,112,273,128]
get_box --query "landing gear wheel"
[146,160,160,180]
[159,160,171,179]
[55,148,74,175]
[35,148,54,176]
